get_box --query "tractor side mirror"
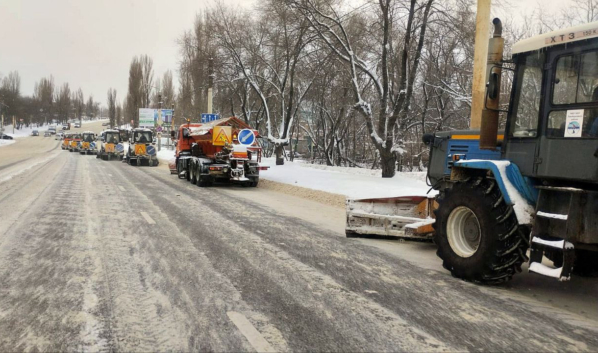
[487,72,499,100]
[170,130,175,139]
[422,133,434,146]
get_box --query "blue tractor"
[425,20,598,283]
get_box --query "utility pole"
[207,57,214,114]
[470,0,491,129]
[158,93,162,152]
[170,103,175,150]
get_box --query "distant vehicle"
[1,135,13,140]
[102,122,109,126]
[74,122,81,128]
[48,126,56,134]
[62,123,71,130]
[31,130,39,136]
[55,132,63,140]
[44,131,51,137]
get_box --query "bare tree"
[1,71,21,119]
[107,88,117,127]
[213,1,317,164]
[55,83,71,123]
[293,0,434,177]
[126,57,144,126]
[73,88,85,121]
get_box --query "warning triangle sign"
[213,126,232,146]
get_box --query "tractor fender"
[453,160,537,225]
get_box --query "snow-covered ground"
[1,124,47,138]
[260,157,434,199]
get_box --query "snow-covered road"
[0,143,598,351]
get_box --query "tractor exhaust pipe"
[480,18,504,150]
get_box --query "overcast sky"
[0,0,567,108]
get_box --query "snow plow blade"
[345,196,436,240]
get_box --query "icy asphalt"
[0,130,597,351]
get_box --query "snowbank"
[0,139,16,148]
[157,148,176,164]
[260,158,434,199]
[82,118,108,125]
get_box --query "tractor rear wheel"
[433,177,529,284]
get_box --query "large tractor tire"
[433,177,529,284]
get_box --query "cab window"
[549,50,598,138]
[510,52,544,138]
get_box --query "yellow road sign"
[135,144,147,155]
[213,126,232,146]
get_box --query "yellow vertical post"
[470,0,491,129]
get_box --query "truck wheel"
[190,162,197,184]
[433,177,529,284]
[177,160,185,179]
[250,178,259,187]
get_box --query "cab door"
[535,41,598,183]
[504,51,545,177]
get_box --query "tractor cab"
[426,21,598,283]
[97,130,124,161]
[79,131,97,155]
[62,133,72,150]
[69,133,82,152]
[126,128,158,166]
[504,24,598,185]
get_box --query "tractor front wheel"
[433,177,529,284]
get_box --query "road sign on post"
[201,113,219,123]
[237,129,256,146]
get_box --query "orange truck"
[171,117,268,187]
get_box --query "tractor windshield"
[134,131,152,143]
[83,134,94,142]
[106,133,119,143]
[73,134,82,139]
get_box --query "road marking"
[140,212,155,225]
[227,312,275,352]
[118,186,125,191]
